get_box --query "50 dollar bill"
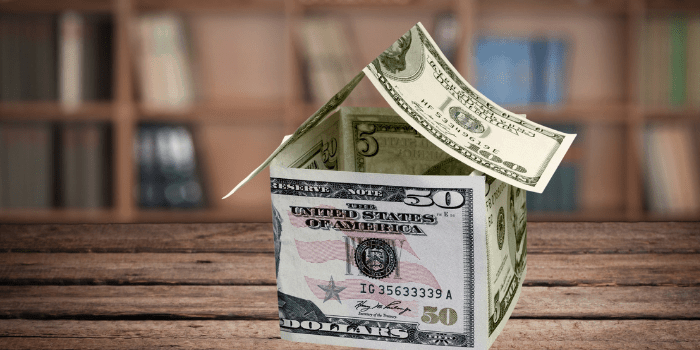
[271,166,491,349]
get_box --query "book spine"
[35,15,57,100]
[59,12,84,108]
[81,16,96,101]
[670,14,687,106]
[433,12,458,64]
[300,18,336,104]
[96,16,113,100]
[648,16,670,107]
[650,126,675,213]
[20,15,36,100]
[81,123,105,208]
[31,123,53,207]
[4,16,22,100]
[670,125,700,213]
[687,17,700,108]
[0,15,10,100]
[137,125,159,208]
[530,38,548,104]
[474,37,531,105]
[544,39,567,105]
[643,126,665,213]
[61,124,81,207]
[6,125,24,207]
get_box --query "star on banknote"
[318,276,346,303]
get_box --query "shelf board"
[644,108,700,122]
[646,0,700,12]
[479,0,629,15]
[0,102,113,121]
[0,208,119,224]
[137,101,286,124]
[136,0,285,13]
[641,212,700,222]
[134,208,251,223]
[299,0,454,13]
[0,0,112,12]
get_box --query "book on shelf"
[670,15,687,106]
[642,124,700,215]
[82,14,113,102]
[0,122,53,209]
[136,123,205,209]
[686,17,700,108]
[643,14,700,108]
[59,12,83,107]
[297,17,372,106]
[0,14,58,101]
[433,12,458,65]
[473,35,569,106]
[59,123,111,208]
[133,14,195,110]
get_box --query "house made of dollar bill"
[225,22,576,350]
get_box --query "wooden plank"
[0,319,697,349]
[525,254,700,286]
[0,102,113,121]
[0,285,697,320]
[1,222,698,254]
[1,253,698,287]
[0,223,275,253]
[0,253,276,286]
[526,222,700,253]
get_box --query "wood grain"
[0,222,698,349]
[0,223,274,253]
[0,285,697,320]
[1,253,697,286]
[0,319,698,350]
[0,253,276,285]
[1,222,698,253]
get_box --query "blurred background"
[0,0,698,223]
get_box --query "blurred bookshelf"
[0,0,698,223]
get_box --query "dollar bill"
[223,23,570,198]
[272,106,476,176]
[483,177,526,345]
[362,22,575,193]
[271,166,489,349]
[271,107,527,347]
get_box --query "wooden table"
[0,222,698,349]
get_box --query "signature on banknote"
[355,299,412,316]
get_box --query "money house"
[269,106,528,350]
[226,22,573,350]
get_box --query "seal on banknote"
[355,238,397,279]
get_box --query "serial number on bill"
[360,283,453,299]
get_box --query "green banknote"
[271,166,488,349]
